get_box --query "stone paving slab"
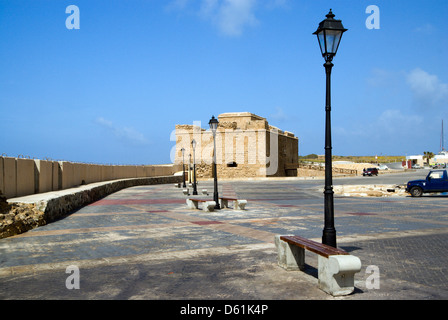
[1,177,447,302]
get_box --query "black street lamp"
[313,9,347,248]
[181,147,186,188]
[192,139,198,195]
[188,153,192,184]
[209,115,220,209]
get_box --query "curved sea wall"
[0,175,182,239]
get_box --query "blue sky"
[1,0,447,165]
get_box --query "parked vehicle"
[406,170,448,197]
[378,164,389,170]
[412,164,423,169]
[362,168,378,176]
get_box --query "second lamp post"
[313,9,347,248]
[181,147,186,188]
[191,139,198,195]
[209,116,220,209]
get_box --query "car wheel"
[410,187,423,197]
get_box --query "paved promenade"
[0,175,447,302]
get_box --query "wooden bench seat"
[275,235,361,296]
[219,197,247,210]
[279,235,349,258]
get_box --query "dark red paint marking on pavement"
[89,199,185,206]
[191,221,224,225]
[246,199,299,202]
[345,212,377,216]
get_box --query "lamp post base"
[322,229,337,248]
[214,200,220,210]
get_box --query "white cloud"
[200,0,258,36]
[270,106,288,122]
[376,109,423,132]
[265,0,291,10]
[167,0,291,36]
[96,117,149,146]
[168,0,263,36]
[406,68,448,109]
[366,68,399,87]
[335,109,423,138]
[414,23,435,34]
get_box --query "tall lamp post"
[313,9,347,248]
[209,116,220,209]
[192,139,198,195]
[181,147,186,188]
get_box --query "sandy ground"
[297,163,409,197]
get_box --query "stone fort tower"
[174,112,299,178]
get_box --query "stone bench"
[219,197,247,210]
[186,199,216,212]
[275,235,361,296]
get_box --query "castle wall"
[174,112,299,178]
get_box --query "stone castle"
[174,112,299,178]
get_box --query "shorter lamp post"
[181,147,186,188]
[209,115,220,209]
[192,139,198,195]
[313,9,347,248]
[188,153,192,184]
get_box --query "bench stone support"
[219,198,229,208]
[186,198,198,209]
[275,235,305,271]
[202,201,216,212]
[235,200,247,210]
[318,255,362,296]
[186,199,216,212]
[219,198,247,210]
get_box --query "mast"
[442,120,445,152]
[441,120,446,153]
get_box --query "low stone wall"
[0,175,182,239]
[0,156,181,199]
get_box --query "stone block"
[274,235,305,271]
[235,199,247,210]
[0,157,4,196]
[318,255,362,296]
[136,166,145,178]
[59,161,73,190]
[52,161,59,191]
[186,198,198,209]
[16,158,34,197]
[203,201,216,212]
[34,159,53,193]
